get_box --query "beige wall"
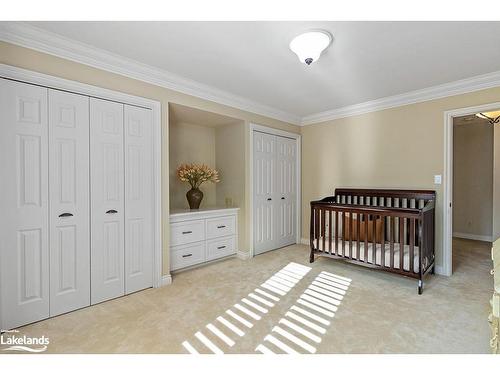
[169,121,217,209]
[301,88,500,270]
[215,123,247,252]
[0,41,300,276]
[453,119,493,238]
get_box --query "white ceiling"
[14,21,500,122]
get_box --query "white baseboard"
[300,238,309,246]
[453,232,492,242]
[237,250,252,260]
[160,274,172,286]
[434,265,446,276]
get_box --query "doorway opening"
[443,104,500,276]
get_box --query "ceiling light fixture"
[289,30,332,66]
[475,110,500,125]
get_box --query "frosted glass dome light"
[289,30,332,65]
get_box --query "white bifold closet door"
[90,98,126,304]
[1,78,155,329]
[275,136,297,249]
[0,79,50,329]
[90,99,154,304]
[48,89,90,316]
[253,131,296,255]
[124,105,153,294]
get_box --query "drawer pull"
[217,225,226,229]
[182,253,193,258]
[217,245,226,250]
[106,209,118,214]
[182,231,193,235]
[58,212,73,217]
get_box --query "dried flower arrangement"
[176,163,220,189]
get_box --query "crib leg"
[309,251,315,263]
[430,265,435,275]
[418,279,423,295]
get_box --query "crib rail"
[309,189,435,294]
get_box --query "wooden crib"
[309,188,436,294]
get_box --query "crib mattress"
[313,238,420,273]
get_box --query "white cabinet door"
[90,98,125,304]
[124,105,153,294]
[275,136,296,248]
[0,79,49,329]
[253,132,277,255]
[48,89,90,316]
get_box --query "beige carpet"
[1,238,493,354]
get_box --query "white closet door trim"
[249,123,301,257]
[0,63,164,290]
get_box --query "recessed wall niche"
[168,103,245,212]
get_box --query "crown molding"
[301,69,500,125]
[3,22,500,127]
[0,22,302,125]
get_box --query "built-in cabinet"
[0,78,156,330]
[170,208,239,271]
[253,131,297,255]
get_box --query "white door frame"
[443,101,500,276]
[0,63,164,289]
[249,123,301,257]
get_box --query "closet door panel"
[48,89,90,316]
[253,132,277,255]
[124,105,153,294]
[90,98,125,305]
[0,79,49,329]
[276,136,296,248]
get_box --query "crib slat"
[356,213,360,260]
[335,210,339,255]
[322,209,326,253]
[409,217,415,273]
[329,210,332,254]
[390,215,395,268]
[341,211,346,256]
[399,217,404,270]
[364,214,369,262]
[348,213,352,259]
[372,215,377,264]
[381,214,385,267]
[315,207,320,253]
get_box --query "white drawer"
[207,236,236,261]
[171,242,206,271]
[170,219,205,246]
[206,215,236,239]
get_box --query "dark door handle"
[182,253,193,258]
[281,197,285,200]
[106,210,118,214]
[267,198,272,201]
[58,212,73,217]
